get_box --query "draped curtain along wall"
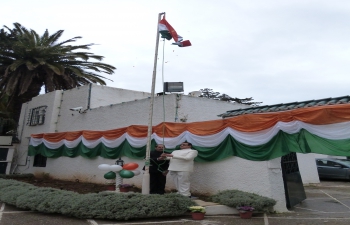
[28,104,350,162]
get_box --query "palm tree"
[0,23,116,122]
[0,92,16,136]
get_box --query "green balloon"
[104,171,116,179]
[119,169,135,178]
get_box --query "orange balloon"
[122,163,139,170]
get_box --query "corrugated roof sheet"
[219,95,350,118]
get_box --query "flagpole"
[142,12,165,194]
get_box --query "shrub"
[0,185,36,205]
[16,187,57,210]
[48,191,79,215]
[0,178,32,190]
[0,179,36,205]
[211,190,276,212]
[16,187,78,213]
[68,192,193,220]
[0,178,193,220]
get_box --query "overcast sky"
[3,0,350,106]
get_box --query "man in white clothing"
[160,142,198,197]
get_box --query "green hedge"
[0,179,193,220]
[211,190,276,212]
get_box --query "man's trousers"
[169,171,191,197]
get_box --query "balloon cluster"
[98,163,140,179]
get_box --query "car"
[315,158,350,180]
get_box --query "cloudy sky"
[3,0,350,106]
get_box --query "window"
[33,154,47,167]
[316,160,327,166]
[0,148,8,161]
[27,106,47,126]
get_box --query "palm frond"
[47,30,65,45]
[54,36,82,46]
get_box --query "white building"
[11,84,294,212]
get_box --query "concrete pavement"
[1,180,350,224]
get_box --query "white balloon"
[98,164,111,170]
[132,170,141,176]
[110,165,122,171]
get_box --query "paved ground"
[1,180,350,225]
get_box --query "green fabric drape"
[28,130,350,162]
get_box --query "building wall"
[13,86,288,212]
[297,153,320,184]
[31,154,287,212]
[90,85,151,108]
[15,91,62,166]
[177,95,248,122]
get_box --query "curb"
[193,199,239,215]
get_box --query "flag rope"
[161,38,166,151]
[156,37,168,171]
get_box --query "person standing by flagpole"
[160,142,198,197]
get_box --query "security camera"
[70,107,83,111]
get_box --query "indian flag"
[158,16,186,44]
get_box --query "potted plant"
[236,206,254,219]
[188,206,206,220]
[105,181,116,191]
[118,184,133,192]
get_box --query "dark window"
[0,148,8,161]
[316,160,327,166]
[326,161,336,167]
[0,162,7,174]
[33,154,47,167]
[27,106,47,126]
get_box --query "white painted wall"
[14,86,288,212]
[15,91,62,166]
[90,85,151,108]
[177,95,248,122]
[297,153,320,185]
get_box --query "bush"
[0,185,36,205]
[0,179,36,205]
[16,187,78,212]
[211,190,276,212]
[68,192,193,220]
[0,178,32,189]
[0,178,193,220]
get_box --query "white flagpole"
[142,12,165,194]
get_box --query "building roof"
[219,95,350,118]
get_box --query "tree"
[199,88,262,106]
[199,88,220,100]
[0,23,116,123]
[0,93,16,135]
